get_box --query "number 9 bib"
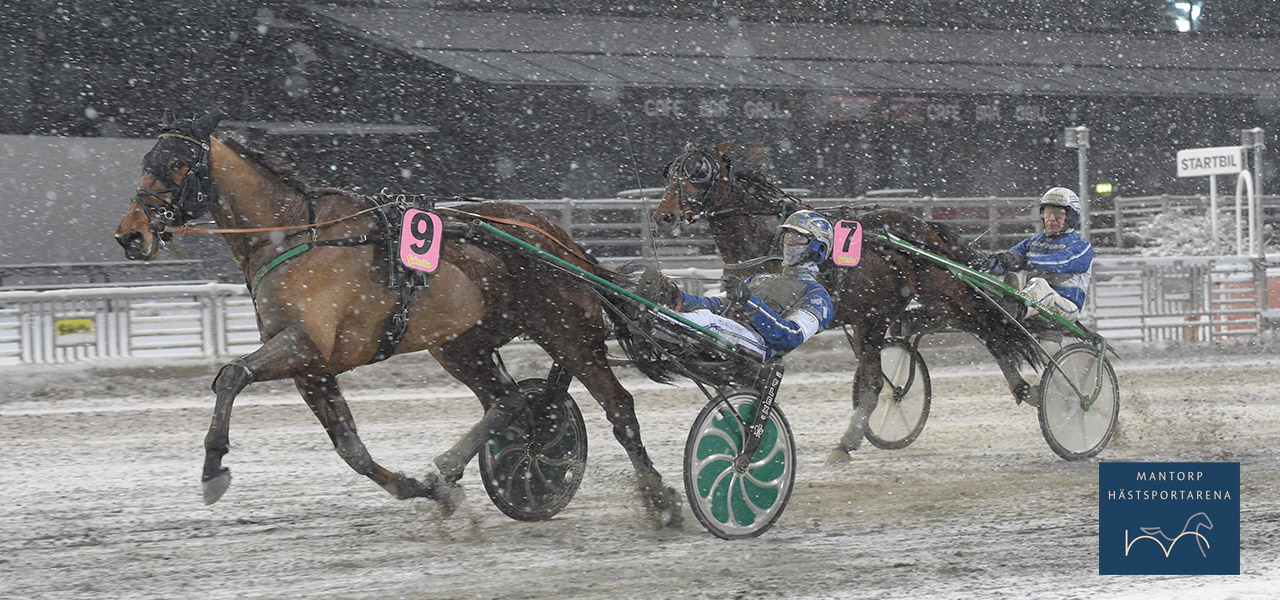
[399,209,442,273]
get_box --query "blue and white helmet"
[779,210,834,263]
[1039,187,1081,229]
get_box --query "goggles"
[782,231,812,247]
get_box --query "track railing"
[0,283,258,365]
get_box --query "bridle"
[664,147,807,225]
[662,148,729,224]
[134,131,214,243]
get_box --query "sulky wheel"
[684,389,796,540]
[479,378,587,521]
[1037,343,1119,460]
[866,338,931,449]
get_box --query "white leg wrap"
[1022,278,1080,321]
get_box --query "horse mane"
[219,134,324,198]
[729,148,801,209]
[732,168,788,199]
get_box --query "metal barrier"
[517,195,1043,259]
[1088,255,1273,342]
[2,259,1274,365]
[0,283,259,365]
[0,276,726,366]
[0,260,214,287]
[515,198,719,264]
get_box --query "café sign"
[641,94,792,120]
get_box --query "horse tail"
[975,297,1044,370]
[924,220,986,268]
[868,211,1041,371]
[918,221,1042,369]
[453,202,676,383]
[863,208,979,266]
[592,267,676,385]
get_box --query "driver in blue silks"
[986,186,1094,321]
[649,210,836,359]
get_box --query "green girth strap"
[248,234,382,295]
[250,243,312,294]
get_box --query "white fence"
[1088,255,1273,342]
[0,258,1274,365]
[0,283,260,365]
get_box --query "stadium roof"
[307,5,1280,99]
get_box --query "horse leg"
[992,349,1037,406]
[203,325,318,504]
[583,366,681,525]
[429,346,527,487]
[294,373,455,509]
[535,331,681,527]
[828,324,888,464]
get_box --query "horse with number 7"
[652,141,1056,461]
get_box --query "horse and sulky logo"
[1099,462,1239,575]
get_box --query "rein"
[436,206,595,266]
[171,205,384,235]
[170,201,592,268]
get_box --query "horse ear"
[161,109,175,129]
[742,145,770,171]
[683,141,696,152]
[192,106,224,139]
[714,139,735,156]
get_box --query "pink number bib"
[399,209,442,273]
[832,220,863,267]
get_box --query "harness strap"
[436,206,594,266]
[251,243,312,293]
[369,283,417,365]
[172,205,382,235]
[243,230,413,365]
[248,235,382,294]
[158,132,204,146]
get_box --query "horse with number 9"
[113,109,684,525]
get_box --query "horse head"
[114,108,223,260]
[651,140,735,235]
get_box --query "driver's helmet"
[779,210,834,264]
[1039,187,1081,229]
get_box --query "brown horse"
[652,142,1039,462]
[114,109,682,525]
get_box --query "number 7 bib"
[832,220,863,267]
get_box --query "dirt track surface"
[2,337,1278,599]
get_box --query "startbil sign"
[1176,146,1246,177]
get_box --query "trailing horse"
[114,109,682,525]
[652,141,1040,463]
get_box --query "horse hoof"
[646,486,683,528]
[825,448,852,464]
[438,482,466,518]
[202,470,232,505]
[661,497,683,528]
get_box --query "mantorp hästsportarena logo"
[1099,462,1239,575]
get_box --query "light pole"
[1064,126,1090,239]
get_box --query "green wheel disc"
[684,390,795,539]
